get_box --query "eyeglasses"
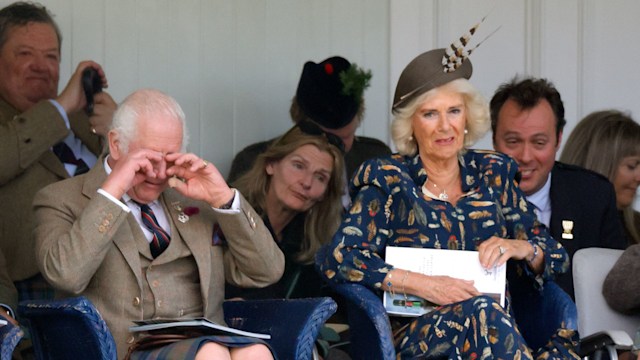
[297,120,345,153]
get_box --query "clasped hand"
[165,153,234,208]
[103,150,232,208]
[476,236,534,268]
[412,236,535,306]
[55,61,116,137]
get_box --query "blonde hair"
[391,78,490,156]
[560,110,640,244]
[233,126,345,263]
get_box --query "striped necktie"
[136,202,171,258]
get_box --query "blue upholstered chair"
[18,296,336,360]
[316,245,578,360]
[18,297,117,360]
[0,314,23,360]
[224,298,337,359]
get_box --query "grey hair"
[111,89,189,153]
[391,78,489,156]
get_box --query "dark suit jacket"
[0,99,102,281]
[549,162,626,298]
[227,135,391,184]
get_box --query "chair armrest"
[18,297,117,360]
[578,330,634,357]
[0,314,23,360]
[223,297,336,360]
[315,243,395,359]
[331,282,396,360]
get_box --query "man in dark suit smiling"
[490,76,627,299]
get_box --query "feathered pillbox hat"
[392,17,495,113]
[296,56,372,129]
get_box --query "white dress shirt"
[526,173,552,228]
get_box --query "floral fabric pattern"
[318,150,575,359]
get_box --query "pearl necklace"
[424,178,448,201]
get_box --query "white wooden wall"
[3,0,639,209]
[390,0,640,208]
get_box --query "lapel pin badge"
[561,220,574,240]
[178,213,189,223]
[171,202,189,223]
[176,205,200,224]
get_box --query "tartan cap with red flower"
[296,56,371,130]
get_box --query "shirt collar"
[526,172,552,213]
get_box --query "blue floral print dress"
[318,150,579,359]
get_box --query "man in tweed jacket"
[34,89,284,359]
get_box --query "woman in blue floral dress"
[317,45,580,359]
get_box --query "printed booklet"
[383,246,506,317]
[129,318,270,339]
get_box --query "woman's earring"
[408,135,414,141]
[464,129,468,134]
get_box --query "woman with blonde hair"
[317,38,576,357]
[560,110,640,245]
[226,120,345,299]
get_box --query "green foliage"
[340,63,372,103]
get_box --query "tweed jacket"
[0,98,102,281]
[548,162,627,298]
[33,161,284,359]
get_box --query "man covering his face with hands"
[34,89,283,359]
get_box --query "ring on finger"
[498,246,505,255]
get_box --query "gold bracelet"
[401,270,410,306]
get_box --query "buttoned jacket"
[33,160,284,358]
[0,99,101,281]
[548,162,626,298]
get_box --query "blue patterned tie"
[137,203,171,258]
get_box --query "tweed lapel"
[39,150,70,179]
[0,99,70,179]
[81,159,145,290]
[0,98,16,125]
[161,189,212,305]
